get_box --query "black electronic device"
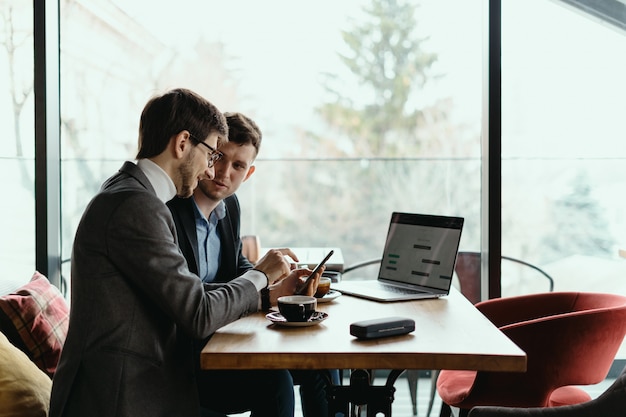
[350,316,415,339]
[295,250,334,294]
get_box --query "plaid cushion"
[0,271,69,377]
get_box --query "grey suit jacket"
[49,161,259,417]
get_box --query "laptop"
[333,212,464,302]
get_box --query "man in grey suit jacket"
[168,112,334,417]
[49,89,321,417]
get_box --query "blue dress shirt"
[193,199,226,283]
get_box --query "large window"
[5,0,625,306]
[502,0,626,357]
[501,0,626,295]
[0,2,35,293]
[58,0,483,279]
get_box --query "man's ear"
[243,165,256,182]
[172,131,191,159]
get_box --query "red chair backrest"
[454,252,482,304]
[467,292,626,407]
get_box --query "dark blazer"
[49,162,259,417]
[167,194,253,282]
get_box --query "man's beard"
[176,153,196,198]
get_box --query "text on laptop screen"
[378,213,463,291]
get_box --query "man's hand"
[268,266,325,305]
[254,248,299,284]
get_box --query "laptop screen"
[378,212,464,291]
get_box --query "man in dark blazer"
[50,89,321,417]
[168,112,333,417]
[169,192,252,283]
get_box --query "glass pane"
[60,0,482,280]
[502,0,626,295]
[502,0,626,353]
[0,2,35,293]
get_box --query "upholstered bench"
[0,271,69,416]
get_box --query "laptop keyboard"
[378,283,426,295]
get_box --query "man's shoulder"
[93,182,161,215]
[101,162,151,193]
[166,195,193,211]
[166,196,195,234]
[100,170,153,200]
[80,176,166,232]
[224,194,241,215]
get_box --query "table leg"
[326,369,404,416]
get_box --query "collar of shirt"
[136,159,177,203]
[191,199,226,224]
[192,199,226,282]
[212,200,227,222]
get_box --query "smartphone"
[295,250,334,294]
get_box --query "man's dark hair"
[136,88,228,159]
[224,112,262,157]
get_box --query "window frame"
[34,0,62,288]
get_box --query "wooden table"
[201,288,526,415]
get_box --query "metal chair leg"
[439,402,452,417]
[426,369,441,417]
[407,370,419,415]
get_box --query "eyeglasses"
[189,133,223,168]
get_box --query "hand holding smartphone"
[295,250,334,295]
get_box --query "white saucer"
[266,311,329,327]
[315,290,342,303]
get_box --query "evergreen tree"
[542,171,614,263]
[261,0,476,266]
[249,0,480,266]
[316,0,437,157]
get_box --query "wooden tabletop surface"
[201,287,526,372]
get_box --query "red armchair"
[468,365,626,417]
[436,292,626,417]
